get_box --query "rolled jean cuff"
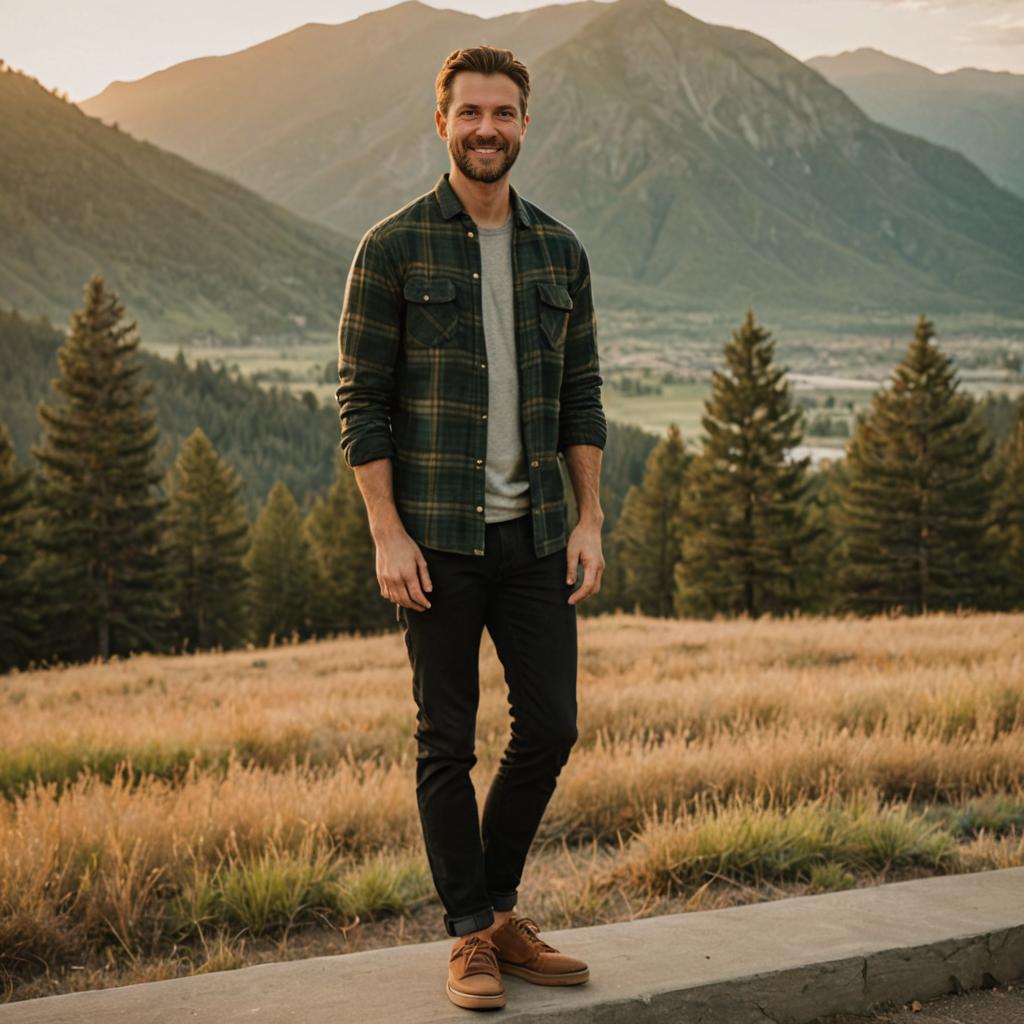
[445,906,495,937]
[489,889,518,912]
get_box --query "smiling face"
[436,70,529,184]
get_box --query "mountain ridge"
[57,1,1024,319]
[809,47,1024,200]
[1,67,356,341]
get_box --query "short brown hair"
[435,46,530,120]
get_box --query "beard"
[451,135,521,183]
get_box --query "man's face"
[437,71,529,184]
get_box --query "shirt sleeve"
[558,242,608,453]
[335,229,402,468]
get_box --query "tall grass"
[1,612,1021,999]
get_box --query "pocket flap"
[537,282,573,311]
[404,276,456,304]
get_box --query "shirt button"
[530,459,539,468]
[472,272,480,280]
[476,505,483,513]
[467,231,475,238]
[482,413,487,420]
[476,459,483,465]
[480,362,486,369]
[474,548,484,555]
[422,294,429,301]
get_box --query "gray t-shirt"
[478,214,530,522]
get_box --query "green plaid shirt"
[335,172,607,559]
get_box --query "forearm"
[563,443,603,527]
[351,457,406,541]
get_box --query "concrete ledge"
[2,868,1023,1023]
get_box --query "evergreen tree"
[611,423,691,617]
[675,309,818,618]
[989,396,1024,609]
[244,481,316,645]
[31,275,170,662]
[0,420,37,671]
[799,457,845,614]
[835,315,997,613]
[163,427,250,651]
[304,452,392,636]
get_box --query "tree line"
[1,278,1021,672]
[596,310,1023,619]
[0,276,389,671]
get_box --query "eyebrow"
[454,103,518,114]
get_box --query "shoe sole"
[446,980,507,1010]
[498,960,590,986]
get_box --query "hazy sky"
[5,0,1024,101]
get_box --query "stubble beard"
[451,136,521,184]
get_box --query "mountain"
[81,1,606,238]
[1,68,355,341]
[79,0,1024,319]
[808,48,1024,201]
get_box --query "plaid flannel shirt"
[335,173,607,559]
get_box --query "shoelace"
[512,915,558,953]
[452,935,499,976]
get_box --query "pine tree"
[835,315,997,613]
[611,423,691,617]
[675,309,818,618]
[244,481,316,645]
[304,452,392,636]
[0,420,38,670]
[163,427,250,651]
[989,397,1024,609]
[799,457,845,614]
[31,275,170,662]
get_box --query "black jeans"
[396,512,578,937]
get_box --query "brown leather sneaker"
[490,914,590,986]
[447,934,506,1010]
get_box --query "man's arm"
[336,229,401,469]
[558,243,608,456]
[349,459,433,613]
[335,230,433,612]
[559,242,607,605]
[563,443,605,606]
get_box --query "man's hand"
[566,519,604,606]
[375,528,433,611]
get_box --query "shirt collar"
[435,173,532,229]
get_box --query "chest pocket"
[537,282,573,351]
[404,276,458,346]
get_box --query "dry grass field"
[2,611,1023,1002]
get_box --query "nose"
[474,113,499,140]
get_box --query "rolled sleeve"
[335,229,401,468]
[557,243,607,453]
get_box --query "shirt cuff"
[342,435,397,467]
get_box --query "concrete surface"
[1,867,1022,1023]
[812,978,1024,1022]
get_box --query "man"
[335,44,607,1011]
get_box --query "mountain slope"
[1,68,355,341]
[516,0,1024,315]
[808,48,1024,201]
[78,0,1024,319]
[81,0,606,227]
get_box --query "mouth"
[470,146,502,156]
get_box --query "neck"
[448,167,512,229]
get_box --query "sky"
[4,0,1024,101]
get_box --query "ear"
[521,111,530,139]
[435,108,448,141]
